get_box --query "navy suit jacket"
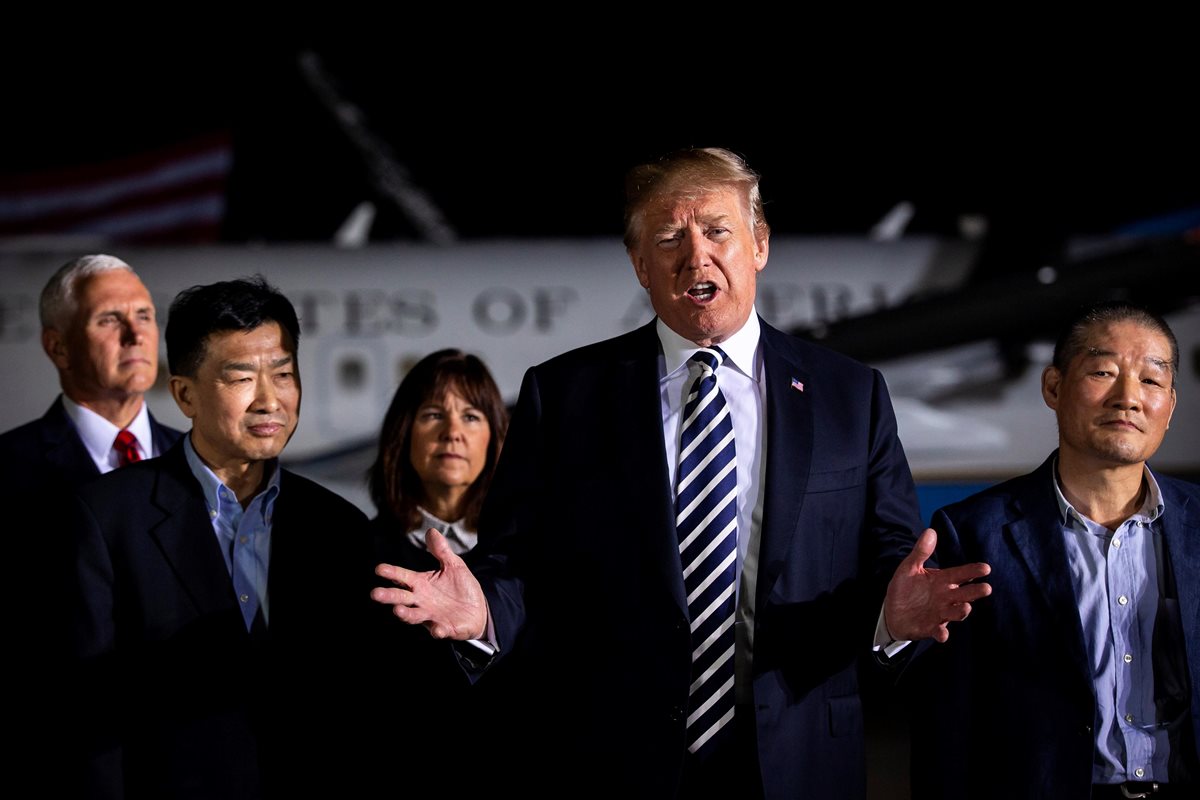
[0,395,182,494]
[66,440,376,800]
[472,318,921,799]
[910,453,1200,799]
[0,397,182,792]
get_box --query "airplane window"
[338,357,366,391]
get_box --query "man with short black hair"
[911,300,1198,799]
[66,276,375,799]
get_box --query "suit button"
[1080,723,1093,735]
[668,705,685,722]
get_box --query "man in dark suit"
[0,254,181,792]
[373,147,990,799]
[0,254,181,485]
[911,301,1198,799]
[66,277,376,799]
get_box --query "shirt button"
[209,509,218,519]
[1111,538,1121,548]
[239,536,249,544]
[1125,713,1134,723]
[1135,768,1145,778]
[1123,653,1133,664]
[239,594,249,603]
[1118,595,1128,606]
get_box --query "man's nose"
[1108,373,1142,410]
[120,317,147,345]
[254,378,280,411]
[681,229,712,270]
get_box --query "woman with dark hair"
[363,348,510,789]
[368,347,508,569]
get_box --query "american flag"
[791,378,805,392]
[0,132,232,244]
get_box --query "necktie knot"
[114,429,142,467]
[689,346,726,377]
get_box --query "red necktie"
[114,429,143,467]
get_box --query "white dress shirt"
[61,395,154,473]
[656,312,766,703]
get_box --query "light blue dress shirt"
[1054,461,1170,784]
[183,435,279,631]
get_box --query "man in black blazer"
[0,255,181,791]
[0,254,182,486]
[66,277,375,799]
[373,148,991,799]
[911,301,1198,799]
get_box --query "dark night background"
[4,39,1196,274]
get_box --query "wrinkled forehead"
[198,322,297,366]
[73,270,153,313]
[1072,321,1174,370]
[641,186,752,228]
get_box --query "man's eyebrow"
[1084,347,1172,372]
[269,355,293,370]
[221,361,256,374]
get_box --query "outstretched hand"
[884,528,991,643]
[371,528,489,640]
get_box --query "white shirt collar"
[656,309,761,381]
[60,394,153,473]
[407,506,478,556]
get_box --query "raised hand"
[884,528,991,643]
[371,528,489,640]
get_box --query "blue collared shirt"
[184,435,279,631]
[1054,461,1170,784]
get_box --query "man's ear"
[753,234,769,273]
[42,328,70,370]
[1041,365,1061,412]
[169,375,197,420]
[630,250,650,290]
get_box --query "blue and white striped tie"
[675,346,738,756]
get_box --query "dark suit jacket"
[0,395,182,495]
[910,453,1200,799]
[367,515,517,790]
[66,439,377,800]
[471,318,922,800]
[0,397,182,792]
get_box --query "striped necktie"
[675,346,738,757]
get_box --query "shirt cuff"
[872,606,912,659]
[455,611,499,670]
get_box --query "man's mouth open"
[687,282,717,302]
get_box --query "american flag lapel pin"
[790,377,805,392]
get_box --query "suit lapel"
[147,410,181,458]
[41,398,101,485]
[1003,458,1092,686]
[147,444,239,616]
[755,322,814,607]
[1159,478,1200,688]
[623,322,689,616]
